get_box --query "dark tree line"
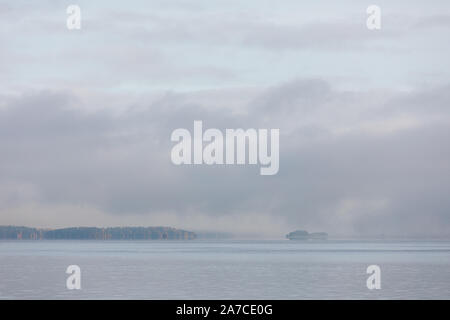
[0,226,196,240]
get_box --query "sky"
[0,0,450,238]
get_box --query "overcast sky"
[1,1,450,238]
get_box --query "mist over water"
[1,240,449,299]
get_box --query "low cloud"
[1,79,449,237]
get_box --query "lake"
[0,240,449,299]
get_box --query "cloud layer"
[1,79,449,237]
[1,1,450,237]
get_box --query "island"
[286,230,328,240]
[0,226,196,240]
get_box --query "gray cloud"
[1,1,450,238]
[2,1,450,92]
[1,79,449,237]
[414,14,450,29]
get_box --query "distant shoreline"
[0,226,196,240]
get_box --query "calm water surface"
[0,240,449,299]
